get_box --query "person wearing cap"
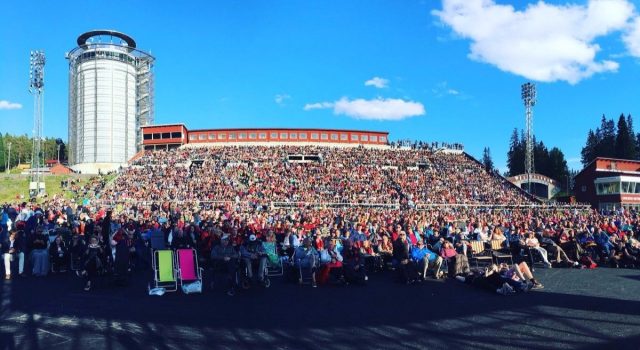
[211,234,239,296]
[240,234,268,284]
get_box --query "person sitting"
[211,234,239,296]
[318,239,343,285]
[170,229,194,250]
[540,231,578,267]
[49,234,69,273]
[377,234,394,268]
[558,229,584,262]
[240,234,268,285]
[343,240,367,284]
[30,230,50,277]
[2,231,25,279]
[411,240,443,280]
[393,231,417,284]
[594,229,615,264]
[262,231,280,268]
[525,232,553,268]
[293,238,319,287]
[359,240,381,273]
[69,234,86,272]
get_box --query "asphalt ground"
[1,265,639,350]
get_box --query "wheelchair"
[239,256,271,289]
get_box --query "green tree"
[482,147,494,172]
[581,129,598,166]
[507,128,525,176]
[547,147,569,187]
[533,138,549,176]
[598,115,616,158]
[615,113,637,159]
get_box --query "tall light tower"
[521,82,537,195]
[29,50,46,197]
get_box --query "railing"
[90,198,590,211]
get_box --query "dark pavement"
[1,267,639,350]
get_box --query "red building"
[140,124,389,150]
[574,157,640,211]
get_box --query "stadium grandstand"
[90,125,537,209]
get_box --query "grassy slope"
[0,174,93,203]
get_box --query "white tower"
[66,30,154,174]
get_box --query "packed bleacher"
[102,146,532,206]
[2,144,639,296]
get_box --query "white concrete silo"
[67,30,154,174]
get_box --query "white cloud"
[303,102,334,111]
[433,0,636,84]
[364,77,389,89]
[624,16,640,57]
[432,81,465,98]
[305,97,425,121]
[0,100,22,110]
[274,94,291,105]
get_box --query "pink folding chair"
[176,249,203,288]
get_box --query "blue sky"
[1,0,639,172]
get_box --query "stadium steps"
[462,152,541,204]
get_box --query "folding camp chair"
[263,242,284,277]
[176,249,203,292]
[150,249,177,292]
[291,249,315,285]
[469,241,493,268]
[490,240,513,265]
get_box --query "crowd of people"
[99,146,531,207]
[1,145,639,296]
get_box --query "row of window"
[595,181,640,195]
[76,50,136,65]
[188,132,386,143]
[143,132,183,140]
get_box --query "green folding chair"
[150,249,177,292]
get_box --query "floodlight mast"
[29,50,46,198]
[521,82,537,196]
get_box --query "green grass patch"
[0,174,94,204]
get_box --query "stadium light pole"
[29,50,45,197]
[521,82,536,195]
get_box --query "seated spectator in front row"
[343,240,367,284]
[393,231,417,284]
[294,238,319,287]
[211,235,239,296]
[525,232,553,268]
[377,234,394,267]
[2,231,25,279]
[240,234,268,284]
[411,240,443,280]
[318,239,343,285]
[49,234,68,273]
[30,230,49,277]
